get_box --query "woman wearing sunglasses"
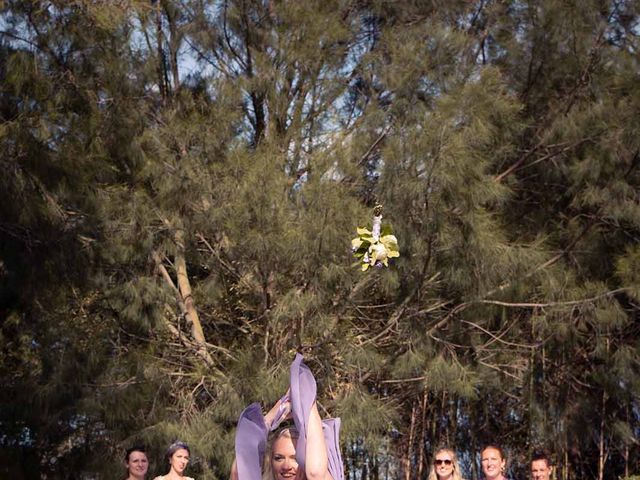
[427,447,464,480]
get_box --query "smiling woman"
[153,442,195,480]
[427,447,464,480]
[480,445,510,480]
[125,446,149,480]
[262,427,303,480]
[231,355,343,480]
[530,451,553,480]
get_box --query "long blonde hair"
[261,427,301,480]
[427,447,464,480]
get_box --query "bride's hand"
[264,389,291,430]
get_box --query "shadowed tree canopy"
[0,1,639,479]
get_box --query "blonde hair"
[261,427,301,480]
[427,447,464,480]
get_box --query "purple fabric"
[321,417,344,480]
[234,354,344,480]
[290,353,316,471]
[290,353,344,480]
[235,402,267,480]
[268,393,291,432]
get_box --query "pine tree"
[1,1,639,479]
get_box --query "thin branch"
[477,359,523,382]
[357,126,390,166]
[379,376,427,385]
[477,288,627,308]
[461,320,537,349]
[496,137,596,182]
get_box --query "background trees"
[0,1,638,479]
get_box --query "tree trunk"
[163,0,181,92]
[371,454,379,480]
[155,0,169,100]
[174,229,206,346]
[597,339,610,480]
[563,431,569,480]
[417,391,428,479]
[597,389,607,480]
[403,400,417,480]
[440,391,447,444]
[471,403,478,480]
[623,405,630,479]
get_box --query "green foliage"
[337,386,399,450]
[424,355,479,400]
[616,244,640,299]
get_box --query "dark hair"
[125,445,147,463]
[481,445,506,460]
[531,450,552,467]
[165,441,190,462]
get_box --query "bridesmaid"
[480,445,510,480]
[154,441,195,480]
[427,447,464,480]
[124,446,149,480]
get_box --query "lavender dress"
[234,354,344,480]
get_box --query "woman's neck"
[165,472,185,480]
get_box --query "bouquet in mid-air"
[351,205,400,271]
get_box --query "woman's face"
[481,447,505,480]
[126,450,149,478]
[169,448,190,475]
[271,435,304,480]
[434,450,454,479]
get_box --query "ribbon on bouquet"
[352,205,400,271]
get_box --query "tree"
[0,1,639,479]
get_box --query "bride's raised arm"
[232,354,343,480]
[303,401,332,480]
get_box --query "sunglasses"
[435,459,453,466]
